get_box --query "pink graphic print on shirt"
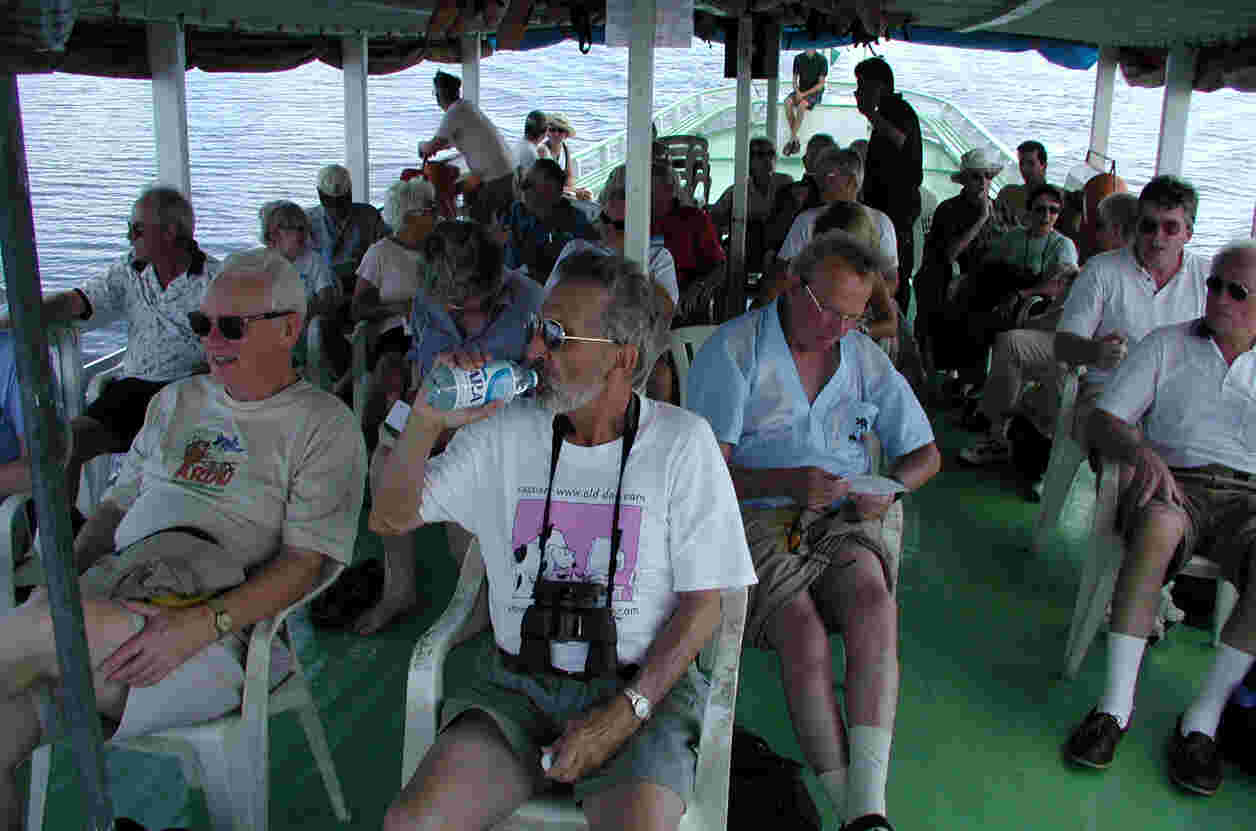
[510,499,643,602]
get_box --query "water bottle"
[424,360,539,411]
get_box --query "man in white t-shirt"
[419,71,516,225]
[0,249,366,812]
[513,109,551,179]
[0,186,221,515]
[1054,175,1211,447]
[371,251,756,831]
[1064,241,1256,798]
[770,147,898,302]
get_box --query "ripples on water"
[12,39,1256,358]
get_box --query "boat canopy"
[4,0,1256,91]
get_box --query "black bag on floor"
[309,559,384,629]
[1006,413,1052,481]
[728,727,822,831]
[1217,668,1256,776]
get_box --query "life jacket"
[1080,170,1127,263]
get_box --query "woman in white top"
[352,178,437,437]
[543,112,592,201]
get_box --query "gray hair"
[138,186,195,240]
[553,251,661,389]
[423,221,505,306]
[258,200,309,244]
[218,247,308,321]
[812,147,863,190]
[1211,240,1256,277]
[383,179,436,228]
[792,230,890,287]
[1097,192,1140,243]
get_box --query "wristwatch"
[205,596,233,637]
[623,687,651,720]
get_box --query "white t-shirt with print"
[357,238,424,335]
[78,253,222,382]
[779,204,898,267]
[105,376,367,576]
[436,99,515,182]
[419,398,757,673]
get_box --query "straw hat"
[547,113,577,138]
[950,147,1003,182]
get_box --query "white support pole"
[343,34,370,203]
[727,14,753,317]
[462,33,481,105]
[147,22,191,197]
[765,30,781,150]
[625,0,656,270]
[1154,45,1196,177]
[1088,46,1117,160]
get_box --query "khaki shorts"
[440,632,707,806]
[741,505,892,649]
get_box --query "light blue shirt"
[406,269,545,379]
[0,332,25,465]
[687,299,934,507]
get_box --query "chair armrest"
[304,316,333,392]
[690,587,747,831]
[0,492,34,610]
[1052,366,1083,440]
[401,543,489,788]
[351,321,373,421]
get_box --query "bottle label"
[454,363,516,409]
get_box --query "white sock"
[817,768,848,824]
[1097,632,1146,729]
[1181,642,1256,738]
[847,725,892,820]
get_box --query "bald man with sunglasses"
[0,248,366,824]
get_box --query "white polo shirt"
[1056,245,1210,388]
[779,204,898,268]
[1098,319,1256,474]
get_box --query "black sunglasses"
[598,212,626,231]
[1206,276,1251,302]
[525,313,618,350]
[188,310,295,340]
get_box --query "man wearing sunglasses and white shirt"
[1054,175,1211,449]
[687,232,940,831]
[0,248,366,824]
[371,251,755,831]
[0,186,220,518]
[1064,241,1256,797]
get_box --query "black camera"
[518,578,619,679]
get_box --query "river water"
[12,37,1256,359]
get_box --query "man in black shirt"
[783,49,828,157]
[855,57,923,315]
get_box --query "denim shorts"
[440,632,708,806]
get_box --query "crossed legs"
[0,588,136,829]
[384,711,684,831]
[765,542,898,824]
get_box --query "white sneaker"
[959,435,1011,466]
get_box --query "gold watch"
[205,596,233,637]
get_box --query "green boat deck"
[33,414,1256,829]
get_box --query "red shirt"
[651,203,726,290]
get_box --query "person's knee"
[1130,503,1189,559]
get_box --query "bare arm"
[0,290,88,329]
[803,74,827,97]
[889,442,941,492]
[368,407,443,536]
[721,442,850,509]
[419,137,452,158]
[544,588,722,783]
[1088,407,1180,509]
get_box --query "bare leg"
[584,781,685,831]
[65,416,120,513]
[784,96,800,141]
[765,590,847,773]
[1109,504,1187,638]
[383,711,536,831]
[0,589,136,829]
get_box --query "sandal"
[842,814,895,831]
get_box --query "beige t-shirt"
[357,237,425,334]
[105,376,367,576]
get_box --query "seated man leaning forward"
[687,231,940,831]
[0,248,366,822]
[370,251,756,831]
[1064,241,1256,797]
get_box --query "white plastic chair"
[27,563,352,831]
[1062,463,1239,679]
[667,326,717,410]
[402,538,749,830]
[655,135,712,208]
[1031,366,1086,551]
[302,315,337,393]
[79,347,127,513]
